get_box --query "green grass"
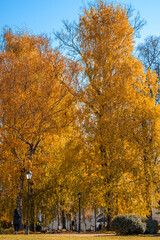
[0,235,160,240]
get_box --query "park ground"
[1,234,160,240]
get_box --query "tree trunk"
[16,173,24,229]
[94,206,97,232]
[81,207,86,232]
[106,213,112,231]
[30,182,35,231]
[62,210,66,229]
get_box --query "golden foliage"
[1,0,160,225]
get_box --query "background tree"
[137,36,160,74]
[137,36,160,103]
[126,4,146,39]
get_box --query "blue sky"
[0,0,160,47]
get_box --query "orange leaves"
[1,1,160,222]
[75,0,160,217]
[0,29,79,216]
[79,1,134,64]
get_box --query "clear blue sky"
[0,0,160,46]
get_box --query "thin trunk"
[62,210,66,229]
[106,192,113,231]
[94,206,97,232]
[58,214,60,229]
[106,213,112,231]
[17,172,24,229]
[81,207,86,232]
[30,182,35,231]
[143,151,152,218]
[72,212,77,231]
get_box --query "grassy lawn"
[1,235,160,240]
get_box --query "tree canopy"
[1,0,160,230]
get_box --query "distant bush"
[0,219,12,229]
[145,219,159,234]
[111,214,159,235]
[36,223,42,232]
[0,227,14,234]
[111,214,146,235]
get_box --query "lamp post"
[26,171,32,235]
[78,193,81,233]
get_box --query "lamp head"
[26,171,32,180]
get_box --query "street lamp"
[26,171,32,235]
[78,193,81,233]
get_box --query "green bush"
[111,214,146,235]
[145,219,159,234]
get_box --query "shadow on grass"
[143,233,160,237]
[98,233,160,238]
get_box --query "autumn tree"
[0,28,79,226]
[55,0,160,229]
[0,1,160,230]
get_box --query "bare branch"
[126,4,146,38]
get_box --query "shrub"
[36,223,42,232]
[0,227,14,234]
[0,219,12,229]
[111,214,146,235]
[145,219,159,234]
